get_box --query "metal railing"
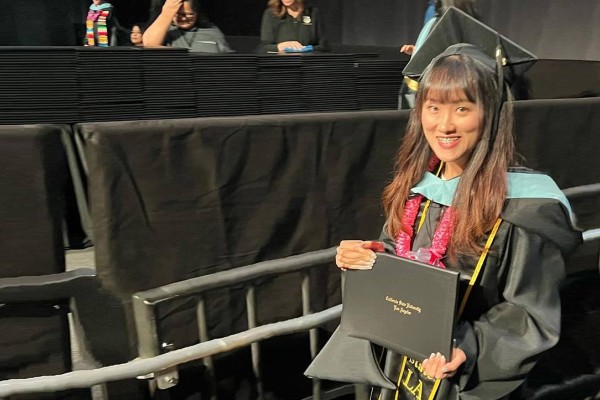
[132,247,340,399]
[0,305,341,397]
[0,249,345,399]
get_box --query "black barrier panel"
[513,98,600,230]
[0,124,90,399]
[0,125,69,276]
[75,111,405,398]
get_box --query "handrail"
[132,246,338,393]
[133,247,337,305]
[0,304,342,397]
[583,228,600,242]
[563,183,600,199]
[0,268,97,303]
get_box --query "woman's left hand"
[336,240,383,270]
[422,347,466,379]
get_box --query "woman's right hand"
[277,41,304,52]
[335,240,379,270]
[163,0,183,14]
[400,44,415,55]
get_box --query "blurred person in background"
[129,23,146,46]
[143,0,232,53]
[84,0,123,46]
[260,0,328,53]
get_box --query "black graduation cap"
[403,6,537,85]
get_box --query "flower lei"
[394,157,455,268]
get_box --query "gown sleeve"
[457,224,565,399]
[377,224,396,254]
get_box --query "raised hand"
[400,44,415,55]
[163,0,183,14]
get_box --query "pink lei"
[394,157,454,268]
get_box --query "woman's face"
[174,2,198,30]
[281,0,297,7]
[130,26,143,45]
[421,90,483,175]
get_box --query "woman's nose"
[437,110,455,133]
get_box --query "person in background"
[401,0,478,56]
[130,23,146,47]
[423,0,436,25]
[143,0,232,53]
[84,0,121,46]
[260,0,328,53]
[399,0,478,108]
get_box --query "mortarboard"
[403,6,537,86]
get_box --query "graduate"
[84,0,120,47]
[306,7,582,400]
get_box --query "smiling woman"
[420,57,487,179]
[308,36,582,400]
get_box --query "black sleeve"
[260,9,278,53]
[457,225,565,399]
[377,224,396,254]
[311,7,329,52]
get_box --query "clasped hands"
[335,239,467,379]
[335,240,381,270]
[277,41,304,52]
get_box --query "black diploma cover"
[340,253,459,360]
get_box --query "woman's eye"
[456,106,468,112]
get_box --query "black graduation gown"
[379,169,581,400]
[306,169,582,400]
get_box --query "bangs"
[419,55,481,104]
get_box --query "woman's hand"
[422,347,467,379]
[277,41,304,51]
[162,0,183,14]
[335,240,382,270]
[400,44,415,55]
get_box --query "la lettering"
[402,368,424,399]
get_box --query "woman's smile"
[437,136,460,148]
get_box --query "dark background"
[0,0,598,60]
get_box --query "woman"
[399,0,479,109]
[401,0,478,56]
[84,0,119,47]
[260,0,328,53]
[334,45,581,399]
[130,23,145,46]
[143,0,232,53]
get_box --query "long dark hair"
[382,54,516,260]
[268,0,304,18]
